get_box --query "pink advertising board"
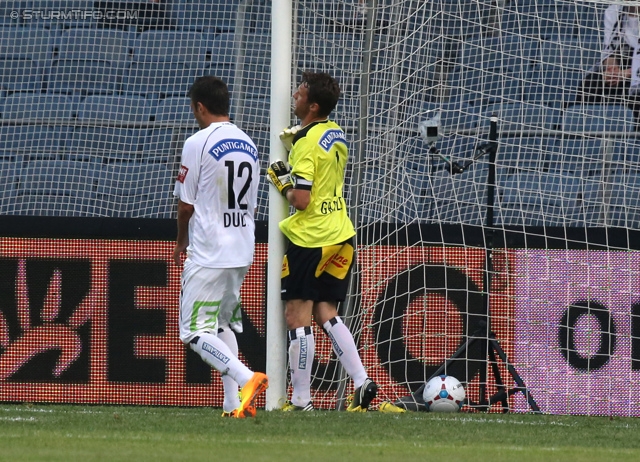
[514,249,640,416]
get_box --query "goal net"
[0,0,639,417]
[294,0,640,417]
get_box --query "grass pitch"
[1,404,639,461]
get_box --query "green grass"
[1,404,639,461]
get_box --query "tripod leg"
[487,345,509,412]
[489,336,541,413]
[431,335,478,378]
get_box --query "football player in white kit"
[173,75,268,418]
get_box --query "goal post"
[265,0,291,411]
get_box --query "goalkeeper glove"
[267,160,293,196]
[279,125,301,152]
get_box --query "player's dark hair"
[188,75,230,116]
[301,71,340,117]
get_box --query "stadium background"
[1,1,639,416]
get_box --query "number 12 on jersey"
[224,160,253,228]
[225,160,253,210]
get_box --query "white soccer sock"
[288,326,314,407]
[217,327,241,412]
[190,332,253,388]
[323,316,368,388]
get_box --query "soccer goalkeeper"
[268,72,377,412]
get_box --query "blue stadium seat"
[210,33,239,66]
[243,32,270,62]
[296,0,365,34]
[0,57,45,93]
[68,125,145,159]
[255,175,269,221]
[448,36,537,107]
[528,38,601,108]
[123,61,202,99]
[132,30,215,65]
[421,0,484,39]
[47,59,122,95]
[1,94,75,119]
[610,173,640,229]
[0,27,54,92]
[448,66,524,108]
[25,1,98,28]
[357,168,385,223]
[0,26,54,60]
[235,97,269,129]
[170,0,240,32]
[143,96,197,160]
[403,136,433,173]
[201,63,237,94]
[300,33,363,66]
[69,95,151,160]
[244,130,269,174]
[0,125,71,159]
[77,95,152,122]
[561,104,635,134]
[94,162,175,218]
[611,137,640,174]
[574,3,605,42]
[580,179,605,226]
[136,163,176,218]
[607,138,640,227]
[456,35,539,73]
[548,136,604,177]
[14,159,98,216]
[331,97,358,130]
[57,29,135,64]
[430,161,489,226]
[144,127,198,160]
[495,171,582,226]
[243,2,271,34]
[0,158,19,213]
[153,97,194,122]
[495,136,555,184]
[483,103,562,135]
[94,162,143,218]
[0,2,23,26]
[438,104,481,132]
[500,2,577,39]
[586,171,640,229]
[357,167,380,223]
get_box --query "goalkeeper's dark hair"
[301,71,340,117]
[188,75,230,116]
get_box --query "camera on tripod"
[418,111,442,144]
[418,111,466,174]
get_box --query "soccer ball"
[423,375,465,412]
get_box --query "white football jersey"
[174,121,259,268]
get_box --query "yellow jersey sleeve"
[289,136,315,186]
[278,120,356,247]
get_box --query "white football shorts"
[179,259,248,344]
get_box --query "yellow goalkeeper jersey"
[279,119,356,248]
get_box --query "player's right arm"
[173,136,200,265]
[174,200,194,265]
[287,137,314,211]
